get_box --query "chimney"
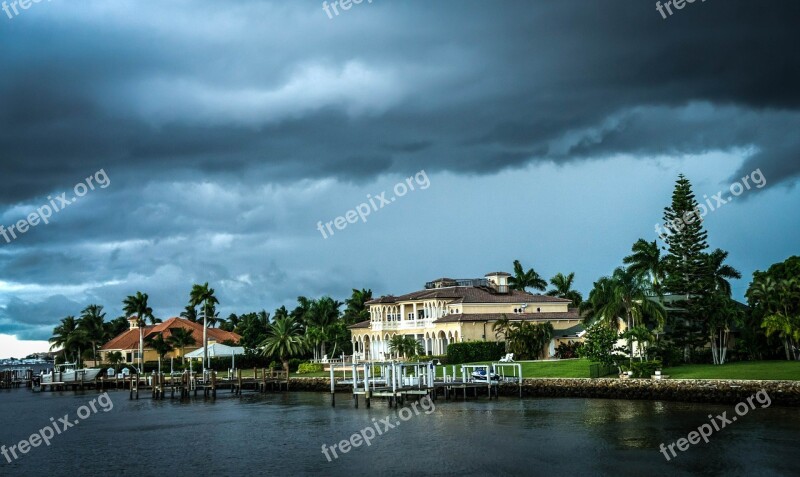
[485,272,511,294]
[128,316,140,330]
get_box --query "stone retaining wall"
[289,377,800,406]
[503,378,800,406]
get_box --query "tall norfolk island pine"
[660,175,742,364]
[661,175,710,362]
[662,174,709,297]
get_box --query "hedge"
[446,342,505,364]
[297,362,324,374]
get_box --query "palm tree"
[78,304,107,366]
[492,314,512,341]
[751,277,800,360]
[387,335,405,359]
[221,313,240,332]
[506,321,553,359]
[146,333,174,372]
[401,336,423,358]
[621,325,655,362]
[623,239,666,294]
[291,296,313,324]
[702,248,742,297]
[189,283,219,370]
[343,288,373,325]
[167,328,196,364]
[122,291,154,372]
[260,316,307,384]
[508,260,547,292]
[106,351,124,371]
[49,316,84,364]
[580,276,617,328]
[387,335,423,359]
[546,272,583,308]
[305,297,343,359]
[581,267,667,365]
[180,305,198,323]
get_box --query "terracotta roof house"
[101,316,241,364]
[349,272,585,360]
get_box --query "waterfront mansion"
[348,272,584,360]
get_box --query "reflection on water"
[0,389,798,476]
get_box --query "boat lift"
[329,360,436,408]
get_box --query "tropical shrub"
[577,323,619,366]
[297,362,324,374]
[507,322,554,360]
[554,341,583,359]
[621,360,662,378]
[447,342,505,364]
[288,358,303,372]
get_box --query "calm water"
[0,388,798,476]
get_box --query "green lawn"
[663,361,800,381]
[231,360,800,381]
[513,359,592,378]
[433,359,594,378]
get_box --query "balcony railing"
[424,278,509,294]
[372,319,434,331]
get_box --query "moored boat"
[41,363,101,384]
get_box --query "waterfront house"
[348,272,585,360]
[100,316,241,364]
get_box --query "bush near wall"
[297,362,324,374]
[621,360,663,378]
[446,342,505,364]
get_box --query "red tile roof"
[101,317,241,351]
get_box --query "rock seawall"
[289,377,350,392]
[503,378,800,406]
[289,377,800,406]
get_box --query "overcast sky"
[1,0,798,358]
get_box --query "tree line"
[578,174,798,367]
[48,283,374,373]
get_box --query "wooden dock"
[329,361,523,408]
[31,368,291,400]
[1,369,33,389]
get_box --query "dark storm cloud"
[1,0,798,206]
[0,295,84,340]
[1,0,799,349]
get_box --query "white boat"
[41,363,101,384]
[471,369,500,382]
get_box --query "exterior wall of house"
[101,344,214,364]
[351,281,582,361]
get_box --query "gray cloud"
[0,0,799,350]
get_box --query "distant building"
[100,317,241,364]
[348,272,584,360]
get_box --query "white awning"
[184,343,245,359]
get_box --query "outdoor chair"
[499,353,514,363]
